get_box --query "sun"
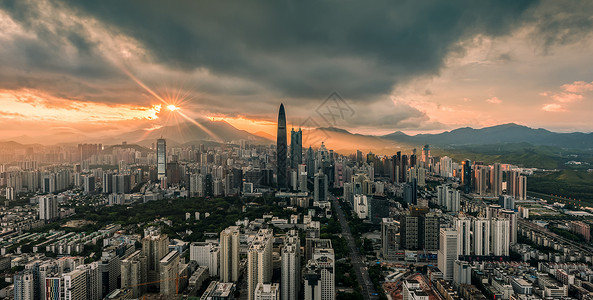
[167,104,179,111]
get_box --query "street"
[331,195,380,300]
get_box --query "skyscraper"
[473,217,491,256]
[220,226,240,283]
[157,138,166,180]
[314,171,328,202]
[281,230,301,300]
[141,227,169,290]
[438,228,458,281]
[461,159,471,193]
[247,229,273,300]
[491,163,503,196]
[290,128,302,169]
[39,195,58,221]
[277,104,288,189]
[455,215,472,256]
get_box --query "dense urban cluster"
[1,104,593,300]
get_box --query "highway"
[331,195,380,300]
[518,219,593,254]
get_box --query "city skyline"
[4,2,593,299]
[1,1,593,143]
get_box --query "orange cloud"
[0,89,163,122]
[561,81,593,93]
[542,103,566,112]
[486,96,502,104]
[551,92,583,103]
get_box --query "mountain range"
[1,121,592,153]
[380,123,593,149]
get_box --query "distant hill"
[110,118,270,145]
[382,123,593,149]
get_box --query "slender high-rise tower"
[157,138,166,180]
[277,104,288,189]
[290,128,302,169]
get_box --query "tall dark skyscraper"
[290,128,302,169]
[461,159,472,193]
[277,104,288,189]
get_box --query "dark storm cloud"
[1,0,593,132]
[46,0,542,100]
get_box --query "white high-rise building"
[316,251,335,300]
[248,229,273,300]
[220,226,240,283]
[39,195,58,221]
[157,138,166,180]
[63,269,87,300]
[439,156,453,178]
[473,217,491,256]
[353,194,368,219]
[76,262,101,300]
[490,218,510,256]
[189,173,205,197]
[436,185,460,212]
[13,270,34,300]
[437,228,458,281]
[281,230,300,300]
[455,215,472,256]
[189,242,219,277]
[501,210,518,245]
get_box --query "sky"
[1,0,593,143]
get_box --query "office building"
[277,104,288,189]
[157,138,166,180]
[190,242,219,277]
[314,171,328,202]
[438,228,458,281]
[369,195,389,225]
[290,128,302,169]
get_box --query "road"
[519,219,593,254]
[331,195,380,300]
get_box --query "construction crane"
[126,273,189,299]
